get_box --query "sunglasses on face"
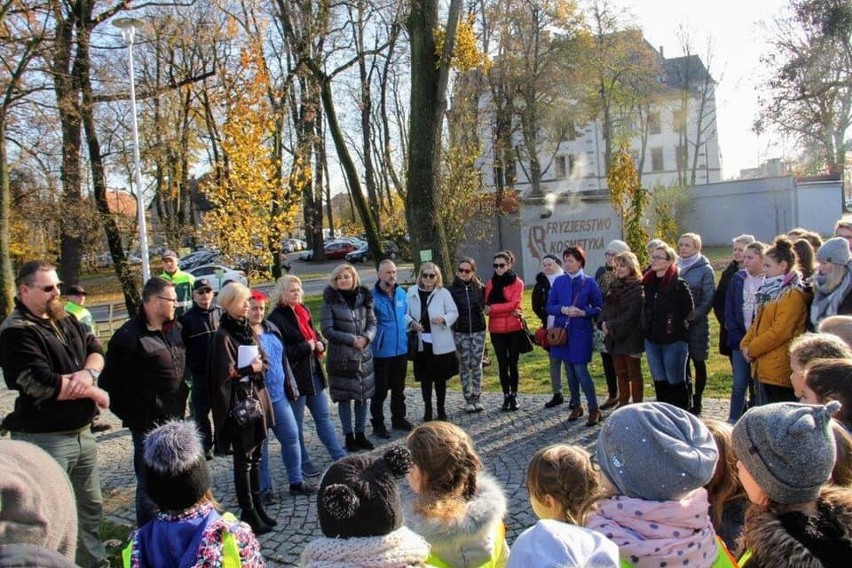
[421,273,437,279]
[457,268,472,274]
[493,263,506,269]
[31,283,62,293]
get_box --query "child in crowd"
[525,444,602,524]
[704,419,748,551]
[733,401,852,567]
[404,422,510,567]
[300,447,430,567]
[817,314,852,346]
[800,358,852,432]
[830,421,852,487]
[124,420,265,568]
[585,402,735,568]
[788,333,851,398]
[506,444,618,567]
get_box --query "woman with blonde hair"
[408,262,459,421]
[210,282,276,534]
[267,275,345,478]
[321,263,377,451]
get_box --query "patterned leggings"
[454,331,486,403]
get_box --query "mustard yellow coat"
[740,286,810,388]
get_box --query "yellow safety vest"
[427,522,506,568]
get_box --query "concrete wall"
[458,175,843,285]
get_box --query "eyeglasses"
[457,268,472,274]
[421,273,437,279]
[493,263,506,269]
[650,255,668,261]
[157,296,178,304]
[30,282,62,293]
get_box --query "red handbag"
[534,327,549,348]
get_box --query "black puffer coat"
[267,304,327,397]
[449,277,486,333]
[599,277,645,355]
[320,285,377,402]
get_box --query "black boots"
[509,393,518,411]
[252,495,277,528]
[345,433,359,452]
[544,392,564,408]
[345,432,374,451]
[501,394,511,411]
[690,394,703,416]
[241,508,272,535]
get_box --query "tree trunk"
[406,0,462,272]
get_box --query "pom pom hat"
[143,420,211,511]
[733,401,840,504]
[596,402,718,502]
[317,445,413,538]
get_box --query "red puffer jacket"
[484,277,525,334]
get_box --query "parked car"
[324,241,358,260]
[179,250,221,270]
[345,240,400,263]
[187,264,248,293]
[282,238,307,253]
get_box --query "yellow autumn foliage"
[434,14,491,72]
[202,37,300,277]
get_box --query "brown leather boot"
[617,376,631,407]
[631,378,644,403]
[567,405,584,421]
[586,408,601,427]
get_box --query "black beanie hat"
[144,421,211,512]
[317,445,413,538]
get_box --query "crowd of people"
[2,218,852,566]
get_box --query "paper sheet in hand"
[238,345,259,369]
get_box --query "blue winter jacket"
[371,283,410,358]
[724,270,749,352]
[545,272,603,364]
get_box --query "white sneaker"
[465,403,476,413]
[473,401,484,412]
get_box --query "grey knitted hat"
[596,402,718,502]
[0,440,78,560]
[732,401,840,504]
[605,240,631,255]
[816,237,851,266]
[144,420,211,511]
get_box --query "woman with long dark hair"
[210,282,276,534]
[448,257,487,413]
[484,250,525,411]
[531,254,565,408]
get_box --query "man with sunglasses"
[179,278,222,458]
[100,276,187,527]
[369,259,414,438]
[0,260,110,567]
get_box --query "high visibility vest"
[65,301,97,336]
[427,522,506,568]
[122,512,242,568]
[619,537,739,568]
[161,269,195,315]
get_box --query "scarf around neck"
[487,270,517,305]
[586,489,718,568]
[220,312,256,345]
[811,266,852,324]
[756,271,802,306]
[677,253,701,273]
[292,303,319,343]
[300,526,431,567]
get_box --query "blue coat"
[724,270,748,352]
[545,273,602,363]
[370,283,410,358]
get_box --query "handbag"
[546,324,568,347]
[407,330,419,362]
[518,316,535,354]
[534,326,550,349]
[230,382,263,427]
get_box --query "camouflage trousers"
[454,331,486,403]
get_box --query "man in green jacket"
[160,249,194,317]
[64,284,96,336]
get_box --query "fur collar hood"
[739,487,852,568]
[404,473,508,566]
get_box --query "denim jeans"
[644,340,688,385]
[338,399,368,435]
[549,355,563,394]
[729,349,752,422]
[564,362,599,411]
[130,428,159,528]
[290,374,346,469]
[14,429,107,568]
[260,397,302,490]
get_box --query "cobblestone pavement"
[0,384,730,567]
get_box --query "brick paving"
[0,382,729,567]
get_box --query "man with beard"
[0,260,110,567]
[100,276,188,526]
[180,277,222,458]
[369,259,414,437]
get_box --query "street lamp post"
[113,17,151,282]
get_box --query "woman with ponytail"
[741,237,811,404]
[404,422,510,567]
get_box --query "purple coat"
[545,273,602,363]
